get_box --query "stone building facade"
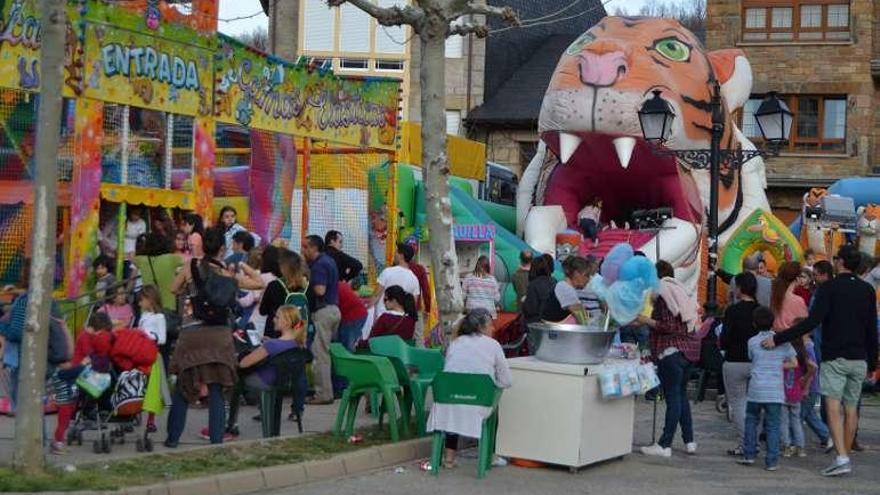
[706,0,879,218]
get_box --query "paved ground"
[0,400,371,466]
[264,397,880,495]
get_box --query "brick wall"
[483,129,539,177]
[707,0,877,191]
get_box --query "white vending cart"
[496,356,636,471]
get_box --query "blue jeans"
[744,401,781,467]
[166,383,225,445]
[332,317,367,396]
[619,324,649,351]
[657,352,694,448]
[800,391,829,443]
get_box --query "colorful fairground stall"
[0,0,401,303]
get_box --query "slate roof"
[466,35,574,128]
[468,0,607,129]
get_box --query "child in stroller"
[60,315,160,454]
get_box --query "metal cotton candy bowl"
[527,321,617,365]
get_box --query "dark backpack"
[191,258,238,325]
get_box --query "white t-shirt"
[376,265,420,316]
[124,218,147,255]
[138,311,166,345]
[554,280,580,309]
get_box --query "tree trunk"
[419,23,462,344]
[13,0,66,474]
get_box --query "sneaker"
[851,441,864,452]
[199,427,239,441]
[737,458,755,465]
[146,423,157,434]
[821,459,852,477]
[640,444,672,458]
[50,441,67,455]
[822,438,834,454]
[782,446,795,458]
[492,456,509,467]
[685,442,697,455]
[765,464,779,472]
[726,447,744,456]
[796,447,807,458]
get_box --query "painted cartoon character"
[518,16,792,295]
[145,0,161,30]
[802,187,829,257]
[857,204,880,257]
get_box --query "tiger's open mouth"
[541,130,704,235]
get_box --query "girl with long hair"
[365,285,418,343]
[461,255,500,318]
[771,261,808,330]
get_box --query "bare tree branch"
[448,21,490,38]
[449,1,519,26]
[327,0,424,26]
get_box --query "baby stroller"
[67,328,159,453]
[66,367,148,453]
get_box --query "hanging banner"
[0,0,84,95]
[82,22,213,116]
[214,35,400,150]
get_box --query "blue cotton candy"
[600,243,634,286]
[619,256,659,290]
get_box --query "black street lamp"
[637,82,793,313]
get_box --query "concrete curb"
[14,438,432,495]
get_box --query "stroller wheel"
[66,429,75,446]
[101,437,111,454]
[135,437,145,452]
[144,438,154,452]
[76,431,83,446]
[92,440,102,454]
[118,435,125,445]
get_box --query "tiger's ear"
[707,49,752,111]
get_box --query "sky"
[217,0,688,37]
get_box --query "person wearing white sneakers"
[637,261,701,458]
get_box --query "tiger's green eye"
[566,31,596,55]
[654,38,690,62]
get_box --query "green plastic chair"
[430,372,503,479]
[369,335,444,436]
[329,343,408,441]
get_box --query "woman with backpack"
[258,249,309,339]
[165,226,261,446]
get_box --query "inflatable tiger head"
[518,16,775,294]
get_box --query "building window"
[303,0,336,51]
[375,0,406,54]
[742,1,850,42]
[339,58,369,70]
[376,59,404,71]
[446,110,461,135]
[339,3,371,53]
[742,95,847,154]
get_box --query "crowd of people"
[0,205,457,453]
[0,204,878,481]
[639,245,878,478]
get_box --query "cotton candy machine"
[527,321,616,365]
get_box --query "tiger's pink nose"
[578,51,628,87]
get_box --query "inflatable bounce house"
[517,16,803,297]
[790,178,880,260]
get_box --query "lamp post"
[637,83,793,313]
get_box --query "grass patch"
[0,426,395,492]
